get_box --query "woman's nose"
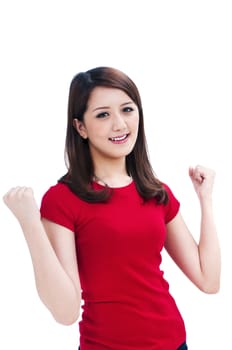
[112,113,127,131]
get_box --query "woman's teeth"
[109,134,128,141]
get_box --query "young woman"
[3,67,220,350]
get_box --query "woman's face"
[73,86,139,164]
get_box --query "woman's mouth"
[109,134,129,144]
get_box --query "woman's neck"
[93,158,131,188]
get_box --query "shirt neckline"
[92,179,134,190]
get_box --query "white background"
[0,1,231,349]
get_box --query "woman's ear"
[73,118,88,139]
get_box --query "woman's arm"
[3,187,81,325]
[164,165,221,293]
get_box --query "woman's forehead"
[87,86,132,110]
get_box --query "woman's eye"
[96,112,109,118]
[123,107,133,113]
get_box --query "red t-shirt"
[40,181,186,350]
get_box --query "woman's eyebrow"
[92,101,133,112]
[121,101,134,106]
[92,106,110,112]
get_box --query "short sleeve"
[162,183,180,223]
[40,183,78,232]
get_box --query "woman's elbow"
[53,309,80,326]
[199,280,220,294]
[37,288,81,325]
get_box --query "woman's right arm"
[3,186,81,325]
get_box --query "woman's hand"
[189,165,215,201]
[3,186,40,226]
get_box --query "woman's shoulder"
[160,181,180,222]
[41,181,82,207]
[40,182,83,229]
[43,182,76,198]
[161,182,177,198]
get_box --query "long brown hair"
[59,66,168,204]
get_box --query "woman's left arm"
[164,165,221,294]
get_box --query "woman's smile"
[108,133,130,144]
